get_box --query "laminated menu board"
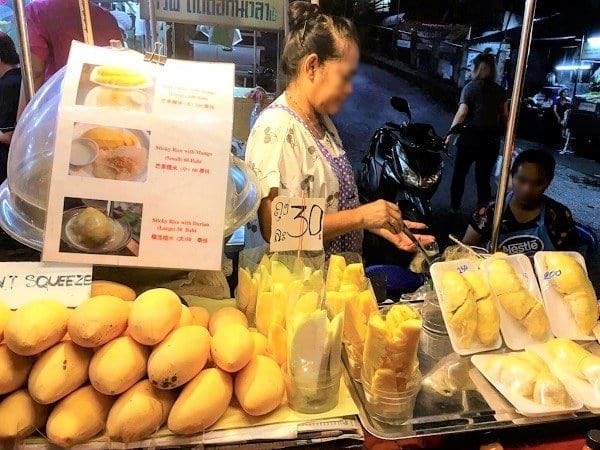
[43,41,234,270]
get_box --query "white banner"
[0,262,92,308]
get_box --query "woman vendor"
[245,1,433,255]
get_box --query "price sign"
[270,196,325,252]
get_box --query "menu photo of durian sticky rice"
[43,41,234,270]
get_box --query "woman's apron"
[267,103,363,256]
[486,191,555,257]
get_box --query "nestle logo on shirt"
[499,235,544,255]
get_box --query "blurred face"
[304,41,359,115]
[512,162,550,208]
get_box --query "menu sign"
[269,196,325,252]
[0,262,92,308]
[43,41,234,271]
[142,0,285,31]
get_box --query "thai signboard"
[142,0,285,31]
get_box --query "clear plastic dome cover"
[0,66,260,251]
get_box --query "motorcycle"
[357,96,450,223]
[357,97,461,266]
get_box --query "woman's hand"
[369,220,435,252]
[357,200,402,233]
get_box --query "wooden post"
[409,30,418,67]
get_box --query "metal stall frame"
[490,0,537,251]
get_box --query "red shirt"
[26,0,122,81]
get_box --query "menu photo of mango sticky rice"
[68,123,150,182]
[75,63,155,112]
[60,197,142,256]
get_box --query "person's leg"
[450,141,475,210]
[474,147,498,206]
[561,124,574,154]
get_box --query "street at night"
[335,62,600,283]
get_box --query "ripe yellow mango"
[91,280,136,301]
[5,300,69,356]
[68,295,129,347]
[0,389,48,439]
[234,355,284,416]
[0,302,10,341]
[251,331,268,357]
[28,341,92,404]
[107,379,176,443]
[189,306,210,327]
[211,324,254,372]
[148,325,210,389]
[129,288,182,345]
[89,336,148,395]
[168,368,233,434]
[177,305,193,327]
[46,385,114,447]
[208,306,248,336]
[0,343,32,395]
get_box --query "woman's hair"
[472,50,496,82]
[0,32,19,66]
[281,1,358,79]
[511,149,556,181]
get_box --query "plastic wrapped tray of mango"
[2,249,599,446]
[343,250,600,440]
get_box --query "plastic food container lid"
[0,65,260,250]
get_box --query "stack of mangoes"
[0,283,285,447]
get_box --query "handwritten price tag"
[269,196,325,252]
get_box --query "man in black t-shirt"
[462,149,579,256]
[0,32,21,183]
[446,51,509,211]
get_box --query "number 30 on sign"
[269,196,325,252]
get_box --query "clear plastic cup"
[419,327,454,360]
[421,290,447,334]
[285,296,343,414]
[361,366,422,425]
[344,343,363,382]
[284,368,342,414]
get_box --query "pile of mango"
[0,282,285,446]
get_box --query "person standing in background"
[25,0,122,88]
[446,50,509,212]
[553,88,573,155]
[0,32,21,183]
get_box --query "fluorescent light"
[555,64,592,71]
[588,36,600,48]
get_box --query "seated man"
[462,149,578,256]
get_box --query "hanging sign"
[269,196,325,252]
[42,41,233,271]
[141,0,285,32]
